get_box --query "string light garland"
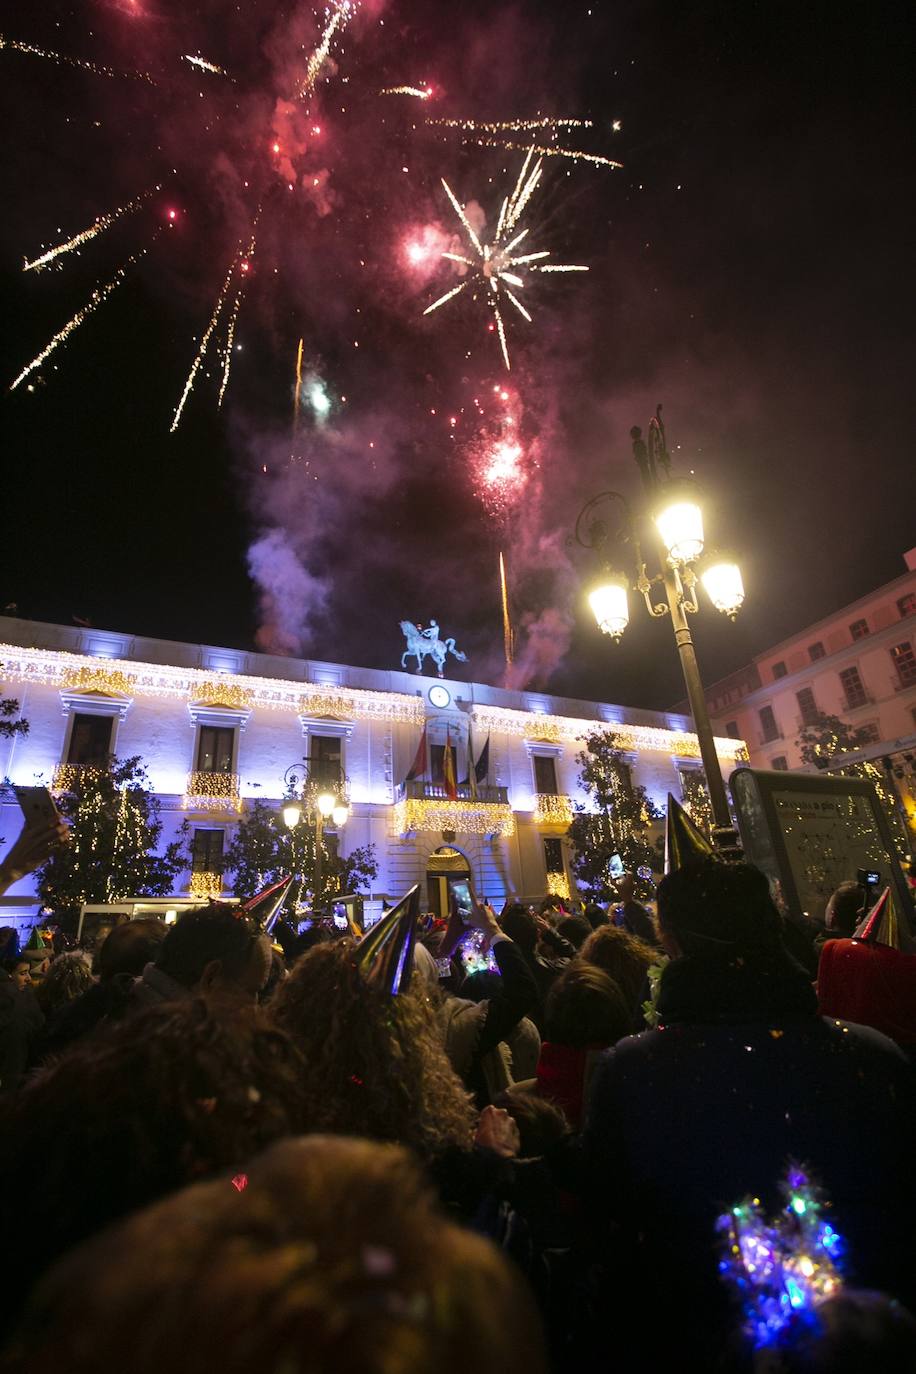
[471,705,747,761]
[533,793,575,825]
[183,771,242,813]
[190,681,255,711]
[545,870,571,899]
[61,666,133,698]
[392,798,515,838]
[190,870,223,900]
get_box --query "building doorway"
[426,845,471,919]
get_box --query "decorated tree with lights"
[567,729,663,901]
[36,756,189,928]
[678,768,714,839]
[796,710,909,853]
[224,799,378,913]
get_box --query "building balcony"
[533,793,575,825]
[189,870,223,900]
[183,771,241,813]
[392,780,514,838]
[545,870,571,900]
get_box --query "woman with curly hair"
[576,923,658,1029]
[270,938,477,1157]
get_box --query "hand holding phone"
[14,786,61,832]
[451,879,474,926]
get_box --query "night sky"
[1,0,912,711]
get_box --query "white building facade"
[0,616,746,931]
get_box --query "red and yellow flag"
[443,727,458,801]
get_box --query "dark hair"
[500,907,538,953]
[34,952,93,1017]
[156,906,260,988]
[13,1137,547,1374]
[583,903,609,929]
[0,1000,311,1311]
[95,918,168,982]
[656,858,784,958]
[827,881,865,937]
[494,1088,571,1157]
[544,965,631,1048]
[556,915,592,950]
[577,924,656,1016]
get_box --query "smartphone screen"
[451,879,473,925]
[609,852,624,879]
[14,785,60,831]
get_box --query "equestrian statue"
[399,619,468,677]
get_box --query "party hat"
[353,884,419,995]
[240,875,293,932]
[664,793,715,874]
[853,886,903,950]
[22,925,52,961]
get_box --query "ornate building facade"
[0,616,747,928]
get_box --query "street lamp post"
[575,406,745,854]
[282,759,350,906]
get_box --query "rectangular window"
[771,756,788,771]
[725,720,740,739]
[808,642,826,661]
[310,734,342,788]
[839,666,868,709]
[898,593,916,618]
[191,829,224,874]
[858,723,880,743]
[796,688,819,726]
[67,713,114,767]
[197,725,234,773]
[772,661,788,679]
[849,618,869,640]
[759,705,779,743]
[533,755,558,795]
[891,641,916,686]
[543,837,564,875]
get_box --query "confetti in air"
[424,150,589,370]
[0,33,157,84]
[23,188,156,273]
[10,243,153,391]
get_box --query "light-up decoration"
[190,681,254,711]
[0,644,424,724]
[701,560,745,618]
[392,798,515,838]
[282,802,302,830]
[183,772,242,813]
[534,793,575,825]
[332,803,350,827]
[588,577,630,640]
[60,666,132,698]
[51,763,81,793]
[470,705,748,761]
[655,493,704,563]
[545,870,571,900]
[717,1163,845,1353]
[316,791,336,819]
[189,871,223,900]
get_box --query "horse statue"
[400,619,468,677]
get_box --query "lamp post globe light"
[282,759,350,905]
[574,405,744,853]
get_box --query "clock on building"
[428,684,451,709]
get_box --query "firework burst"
[423,150,588,370]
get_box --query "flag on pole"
[405,726,428,784]
[474,732,491,788]
[443,727,458,801]
[467,724,479,800]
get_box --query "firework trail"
[170,257,237,432]
[0,33,156,84]
[23,187,156,273]
[182,54,233,79]
[424,151,588,370]
[292,337,304,433]
[470,137,622,169]
[499,550,515,668]
[380,85,432,99]
[426,117,623,169]
[9,242,153,392]
[297,0,352,99]
[428,117,592,132]
[217,229,257,409]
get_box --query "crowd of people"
[1,801,915,1373]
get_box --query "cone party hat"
[665,793,716,874]
[353,884,419,995]
[853,886,903,950]
[241,875,293,932]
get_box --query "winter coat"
[439,938,540,1105]
[534,1041,605,1128]
[579,947,916,1369]
[818,937,916,1048]
[130,963,191,1009]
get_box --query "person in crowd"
[271,935,478,1156]
[610,872,658,945]
[0,999,313,1317]
[499,904,574,1030]
[580,856,916,1370]
[8,1136,548,1374]
[132,904,270,1007]
[33,951,92,1021]
[817,887,916,1050]
[582,901,609,930]
[0,953,44,1094]
[555,914,592,951]
[576,923,658,1030]
[421,900,541,1104]
[532,965,631,1128]
[95,915,169,981]
[823,878,865,938]
[454,967,540,1084]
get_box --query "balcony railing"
[534,793,575,825]
[396,779,509,805]
[183,771,241,812]
[189,870,223,900]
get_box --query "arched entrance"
[426,845,472,919]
